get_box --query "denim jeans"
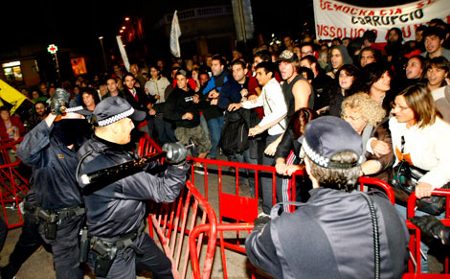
[154,118,176,145]
[230,149,258,196]
[261,134,283,214]
[206,116,224,159]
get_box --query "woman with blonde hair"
[341,93,392,180]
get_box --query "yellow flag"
[0,79,28,115]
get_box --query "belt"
[28,205,85,223]
[57,206,85,219]
[91,221,146,250]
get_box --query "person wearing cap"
[277,49,313,118]
[246,116,408,279]
[76,96,189,278]
[1,88,92,279]
[262,51,314,202]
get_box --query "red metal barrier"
[147,180,218,279]
[405,189,450,276]
[358,176,395,204]
[0,138,28,229]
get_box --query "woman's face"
[372,71,391,93]
[0,110,10,121]
[339,70,355,90]
[82,93,95,107]
[342,107,367,135]
[392,95,415,126]
[330,49,344,70]
[405,57,423,80]
[150,67,159,79]
[426,65,447,87]
[31,91,40,99]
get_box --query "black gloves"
[410,216,450,246]
[49,88,70,115]
[162,142,188,165]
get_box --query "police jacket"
[76,135,188,237]
[246,188,409,279]
[17,121,83,210]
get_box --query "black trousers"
[1,212,84,279]
[0,217,8,252]
[1,213,42,279]
[89,233,173,279]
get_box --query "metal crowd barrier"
[0,138,28,229]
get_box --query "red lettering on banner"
[417,0,435,9]
[320,0,332,10]
[380,8,402,16]
[317,24,366,39]
[402,26,412,39]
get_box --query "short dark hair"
[423,26,446,40]
[255,61,275,75]
[211,54,227,66]
[362,30,377,43]
[426,56,450,73]
[254,50,272,62]
[297,66,314,81]
[300,55,320,72]
[230,59,247,70]
[81,87,101,106]
[358,62,389,93]
[34,101,47,108]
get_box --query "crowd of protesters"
[1,17,450,277]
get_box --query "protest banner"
[313,0,450,41]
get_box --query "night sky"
[1,0,417,56]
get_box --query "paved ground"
[0,155,260,279]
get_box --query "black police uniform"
[246,188,409,279]
[77,135,189,279]
[1,119,89,279]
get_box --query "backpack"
[220,110,249,156]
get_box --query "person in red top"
[0,107,25,142]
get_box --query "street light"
[98,36,108,73]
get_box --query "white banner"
[170,10,182,58]
[313,0,450,42]
[116,35,130,72]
